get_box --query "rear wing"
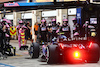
[59,37,90,44]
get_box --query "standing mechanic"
[39,19,48,43]
[5,20,12,45]
[0,19,12,55]
[83,21,89,37]
[50,19,58,41]
[72,18,80,37]
[38,19,48,59]
[0,19,6,55]
[59,19,70,38]
[47,22,52,42]
[34,22,39,42]
[25,21,33,45]
[16,20,27,49]
[2,19,8,44]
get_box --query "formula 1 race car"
[29,35,99,64]
[47,37,100,64]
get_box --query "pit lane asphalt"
[0,40,100,67]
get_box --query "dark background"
[93,0,100,2]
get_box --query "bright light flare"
[74,51,80,58]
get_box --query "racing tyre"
[87,43,100,63]
[29,43,40,58]
[47,45,59,64]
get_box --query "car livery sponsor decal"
[63,37,87,41]
[4,3,19,7]
[52,27,57,30]
[62,27,69,31]
[41,27,46,31]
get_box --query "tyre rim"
[30,53,33,58]
[30,47,33,57]
[47,47,49,62]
